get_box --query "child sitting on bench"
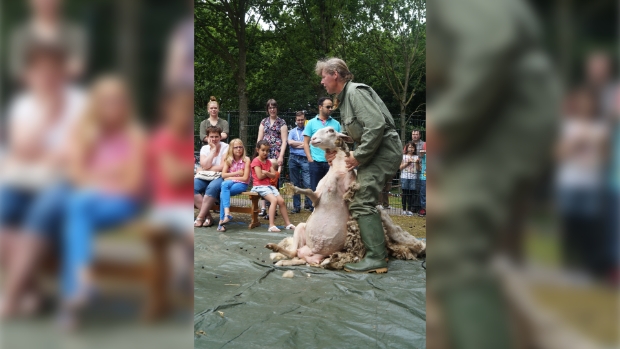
[217,139,251,232]
[250,141,295,232]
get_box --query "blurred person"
[411,129,425,213]
[287,111,312,213]
[250,140,295,232]
[556,88,610,276]
[147,84,195,294]
[0,42,86,318]
[256,99,287,217]
[400,142,419,216]
[303,97,340,209]
[163,0,194,87]
[426,0,558,347]
[194,126,228,227]
[199,96,229,143]
[216,139,251,232]
[10,0,86,81]
[584,52,616,119]
[59,76,146,330]
[317,57,402,273]
[418,143,426,217]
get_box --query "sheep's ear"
[337,132,353,143]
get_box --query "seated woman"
[216,138,251,232]
[194,126,229,227]
[250,140,295,232]
[60,76,146,330]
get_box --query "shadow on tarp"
[194,222,426,349]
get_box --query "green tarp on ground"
[194,222,426,349]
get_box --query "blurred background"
[0,1,194,348]
[427,0,618,348]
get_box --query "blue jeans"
[219,180,248,222]
[289,155,312,209]
[309,161,330,192]
[419,180,426,209]
[62,190,140,300]
[194,177,224,198]
[0,182,70,245]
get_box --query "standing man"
[303,97,341,200]
[427,0,558,347]
[411,129,425,213]
[317,58,402,273]
[288,111,312,213]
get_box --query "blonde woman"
[60,76,146,330]
[217,139,251,232]
[199,96,229,142]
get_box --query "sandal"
[285,224,296,230]
[194,217,204,227]
[220,214,233,225]
[202,217,213,227]
[217,225,226,232]
[267,226,281,232]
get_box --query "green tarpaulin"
[194,222,426,349]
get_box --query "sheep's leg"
[292,187,320,208]
[265,223,306,259]
[275,258,306,266]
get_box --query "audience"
[217,139,251,232]
[199,96,229,143]
[400,142,419,216]
[0,42,86,318]
[256,99,288,217]
[194,126,229,227]
[148,84,195,292]
[288,111,312,213]
[60,76,146,330]
[250,141,295,232]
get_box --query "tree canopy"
[194,0,427,142]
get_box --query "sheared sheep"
[265,126,426,269]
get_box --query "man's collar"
[335,81,350,108]
[316,114,332,121]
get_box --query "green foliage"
[195,0,426,121]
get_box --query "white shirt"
[8,85,86,151]
[400,154,419,179]
[200,142,229,167]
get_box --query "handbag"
[195,170,221,181]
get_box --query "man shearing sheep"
[317,57,402,273]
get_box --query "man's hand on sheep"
[325,149,337,166]
[344,154,359,171]
[325,149,359,171]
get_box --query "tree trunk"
[400,100,407,145]
[237,14,249,145]
[117,0,140,91]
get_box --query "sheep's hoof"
[265,243,279,252]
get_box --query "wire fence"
[195,111,425,215]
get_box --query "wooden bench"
[39,222,174,322]
[212,191,261,229]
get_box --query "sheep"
[265,126,426,269]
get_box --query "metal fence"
[195,111,425,215]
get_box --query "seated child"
[217,139,251,232]
[250,140,294,232]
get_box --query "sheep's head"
[310,127,353,151]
